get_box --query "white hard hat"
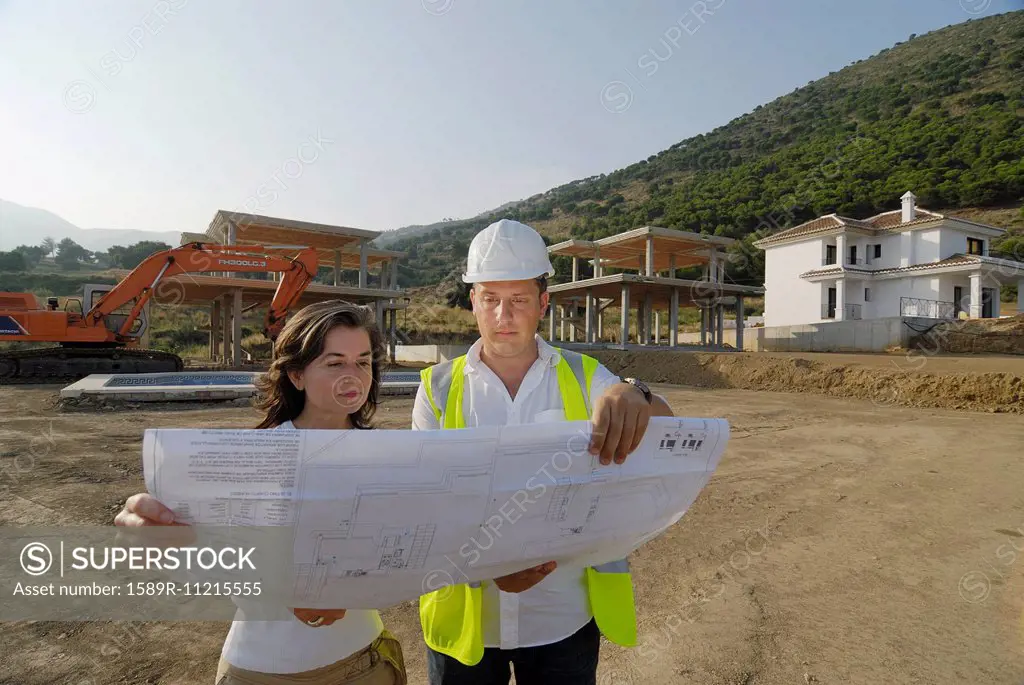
[462,219,555,283]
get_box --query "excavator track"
[0,346,183,384]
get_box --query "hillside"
[383,11,1024,288]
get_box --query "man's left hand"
[589,382,652,465]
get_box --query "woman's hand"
[113,493,196,546]
[292,608,347,627]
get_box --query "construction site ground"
[1,350,1022,684]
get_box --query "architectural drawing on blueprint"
[291,429,500,602]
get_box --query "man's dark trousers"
[426,618,600,685]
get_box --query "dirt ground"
[591,350,1024,414]
[1,379,1023,685]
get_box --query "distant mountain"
[0,199,180,253]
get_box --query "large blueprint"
[142,416,728,609]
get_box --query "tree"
[55,238,90,271]
[41,237,56,259]
[106,240,171,269]
[13,244,45,267]
[0,251,26,271]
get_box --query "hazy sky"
[0,0,1017,237]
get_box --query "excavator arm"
[88,243,319,340]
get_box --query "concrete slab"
[61,371,420,402]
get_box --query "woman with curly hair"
[115,300,407,685]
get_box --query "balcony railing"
[821,257,838,266]
[900,297,955,319]
[845,257,864,266]
[822,303,863,320]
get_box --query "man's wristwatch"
[622,377,652,404]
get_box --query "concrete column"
[835,278,847,322]
[232,289,243,367]
[560,304,567,342]
[210,301,220,360]
[585,290,594,343]
[569,301,576,343]
[736,295,745,352]
[375,299,385,334]
[637,298,645,344]
[594,247,601,278]
[596,299,604,343]
[391,259,400,290]
[333,250,341,286]
[700,305,707,346]
[220,295,231,364]
[644,292,653,345]
[1018,279,1024,314]
[708,253,717,283]
[572,257,579,282]
[970,272,983,318]
[359,241,368,289]
[718,260,726,283]
[389,307,397,362]
[836,234,847,267]
[654,310,661,345]
[669,288,679,347]
[716,304,725,348]
[645,235,654,276]
[668,255,676,279]
[549,296,557,340]
[620,284,630,346]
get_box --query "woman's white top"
[220,420,384,674]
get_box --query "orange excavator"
[0,242,319,381]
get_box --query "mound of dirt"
[589,350,1024,414]
[909,315,1024,355]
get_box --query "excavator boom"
[0,243,319,382]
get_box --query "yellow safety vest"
[418,348,637,665]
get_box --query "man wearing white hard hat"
[414,218,674,684]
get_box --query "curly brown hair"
[254,300,387,430]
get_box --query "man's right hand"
[493,561,557,593]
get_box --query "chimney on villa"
[901,191,917,223]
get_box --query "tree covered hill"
[384,11,1024,288]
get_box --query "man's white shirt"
[411,335,623,650]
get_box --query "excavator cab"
[84,284,147,338]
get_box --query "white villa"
[755,192,1024,327]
